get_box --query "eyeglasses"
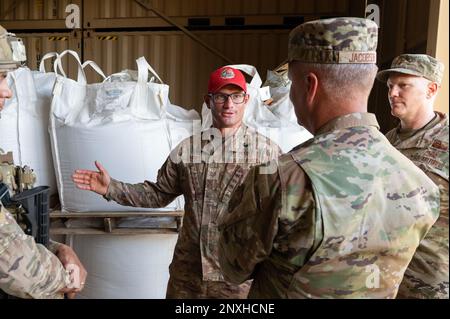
[208,92,247,104]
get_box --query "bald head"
[290,62,378,102]
[288,61,378,133]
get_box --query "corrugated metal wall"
[1,0,358,29]
[14,31,82,80]
[1,0,435,128]
[1,0,362,112]
[0,0,82,29]
[83,0,351,28]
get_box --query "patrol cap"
[288,17,378,64]
[376,54,444,84]
[208,66,247,93]
[0,25,27,72]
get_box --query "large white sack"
[49,53,199,212]
[70,234,178,299]
[201,64,312,153]
[0,53,59,195]
[263,64,298,125]
[103,66,201,147]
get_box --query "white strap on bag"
[136,56,164,84]
[226,64,271,102]
[102,71,129,83]
[39,52,59,73]
[8,71,24,165]
[129,57,166,120]
[82,60,107,81]
[135,57,174,165]
[51,50,88,124]
[49,50,87,206]
[53,50,86,84]
[226,64,263,89]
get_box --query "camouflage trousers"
[166,275,251,299]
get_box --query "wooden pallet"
[50,210,184,235]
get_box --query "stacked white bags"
[46,51,200,299]
[263,63,299,125]
[49,51,199,213]
[70,234,178,299]
[0,53,60,195]
[202,64,312,153]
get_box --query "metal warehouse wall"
[1,0,441,131]
[85,0,349,18]
[0,0,82,29]
[427,0,449,116]
[16,31,82,76]
[1,0,363,113]
[81,0,352,28]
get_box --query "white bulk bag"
[0,53,59,195]
[49,52,197,212]
[104,67,201,158]
[201,64,312,153]
[70,234,178,299]
[264,63,298,124]
[50,54,194,299]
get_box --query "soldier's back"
[250,114,440,298]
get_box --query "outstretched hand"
[72,161,111,196]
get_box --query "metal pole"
[134,0,234,64]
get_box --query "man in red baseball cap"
[72,65,281,299]
[205,66,249,135]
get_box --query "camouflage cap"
[288,17,378,64]
[0,25,26,72]
[376,54,444,84]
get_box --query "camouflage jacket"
[386,112,449,299]
[0,204,70,299]
[219,113,440,299]
[105,125,281,284]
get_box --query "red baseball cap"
[207,66,247,93]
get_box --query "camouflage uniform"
[105,125,281,298]
[218,18,441,299]
[1,204,70,299]
[0,25,70,299]
[379,54,448,299]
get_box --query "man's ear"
[427,82,439,99]
[306,72,319,106]
[204,95,211,109]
